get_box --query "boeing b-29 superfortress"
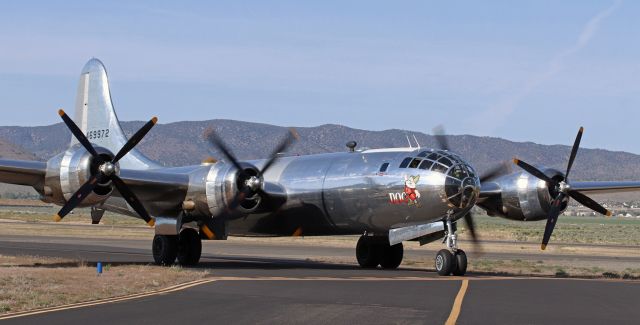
[1,59,638,276]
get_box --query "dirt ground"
[0,254,209,314]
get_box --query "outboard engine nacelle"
[43,144,115,207]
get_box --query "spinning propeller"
[513,127,611,250]
[55,109,157,226]
[432,126,511,247]
[204,127,298,218]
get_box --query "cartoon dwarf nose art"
[388,175,421,207]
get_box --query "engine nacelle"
[203,162,262,218]
[483,168,564,221]
[43,144,114,207]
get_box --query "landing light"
[517,176,529,190]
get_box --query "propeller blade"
[479,162,510,183]
[205,128,246,175]
[463,212,478,243]
[112,117,158,163]
[565,127,583,181]
[433,125,449,151]
[111,175,155,227]
[260,128,298,175]
[513,158,556,185]
[54,175,100,221]
[58,109,100,159]
[541,193,565,250]
[568,190,611,217]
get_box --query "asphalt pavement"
[0,235,638,324]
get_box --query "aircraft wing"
[569,181,640,194]
[0,159,190,216]
[117,169,189,205]
[0,159,47,191]
[478,180,640,199]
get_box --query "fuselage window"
[409,158,422,168]
[379,162,389,173]
[419,160,434,170]
[399,157,412,168]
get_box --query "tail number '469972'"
[87,129,110,139]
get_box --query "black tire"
[435,249,456,276]
[380,242,403,269]
[452,250,467,276]
[177,229,202,266]
[152,235,178,266]
[356,236,380,268]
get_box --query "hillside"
[0,120,638,181]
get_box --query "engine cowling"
[43,144,115,207]
[204,162,262,218]
[482,168,565,221]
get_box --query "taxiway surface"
[0,235,638,324]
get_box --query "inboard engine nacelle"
[484,168,564,221]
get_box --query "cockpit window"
[438,156,453,167]
[450,165,469,179]
[408,158,422,168]
[417,151,429,157]
[426,152,439,161]
[379,162,389,173]
[432,163,448,174]
[445,177,463,207]
[399,157,412,168]
[418,160,433,170]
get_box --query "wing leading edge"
[569,181,640,194]
[0,159,46,191]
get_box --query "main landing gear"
[435,220,467,276]
[356,235,404,269]
[152,229,202,266]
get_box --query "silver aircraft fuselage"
[84,146,480,237]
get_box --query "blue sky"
[0,1,638,153]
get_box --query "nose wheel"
[435,249,467,276]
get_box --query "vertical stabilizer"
[72,58,160,170]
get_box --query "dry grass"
[1,199,639,280]
[0,255,209,314]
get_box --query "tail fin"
[72,58,160,170]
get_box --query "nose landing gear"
[435,220,468,276]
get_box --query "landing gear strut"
[152,229,202,266]
[356,235,403,269]
[434,220,467,276]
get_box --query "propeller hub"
[558,181,571,193]
[99,161,119,176]
[245,176,262,191]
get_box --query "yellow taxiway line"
[0,278,216,321]
[445,280,469,325]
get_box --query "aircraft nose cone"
[444,162,480,209]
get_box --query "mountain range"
[0,119,638,182]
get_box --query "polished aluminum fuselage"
[49,146,479,237]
